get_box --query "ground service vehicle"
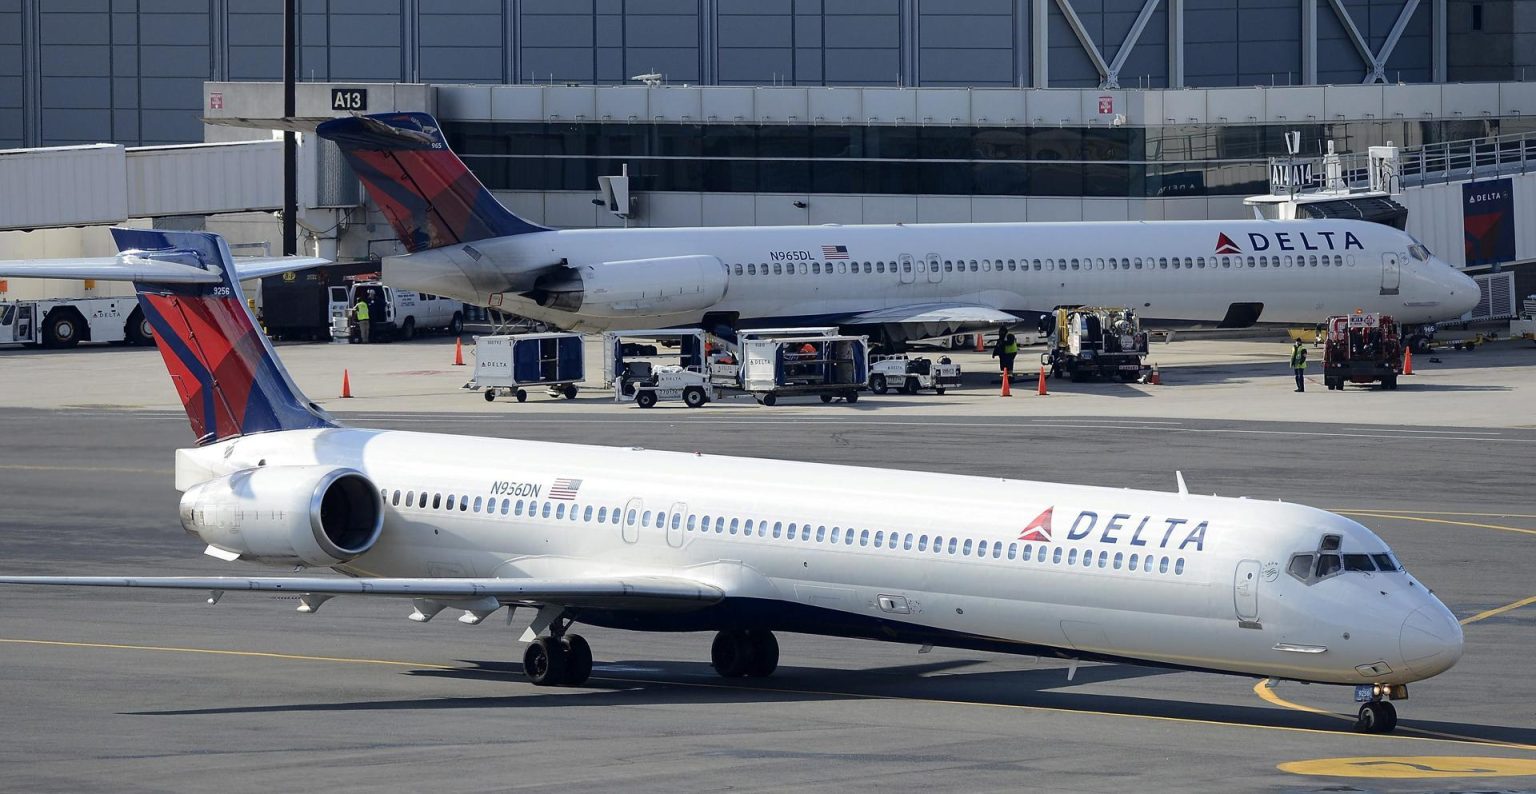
[1322,313,1404,390]
[470,332,584,402]
[329,281,464,342]
[606,329,725,408]
[0,296,153,348]
[258,264,378,340]
[869,354,961,394]
[607,329,867,407]
[1041,307,1149,382]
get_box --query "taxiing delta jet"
[314,112,1479,345]
[0,229,1462,734]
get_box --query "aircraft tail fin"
[111,228,337,446]
[316,112,547,252]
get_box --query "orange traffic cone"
[1000,369,1012,397]
[453,336,465,366]
[975,333,986,352]
[1403,346,1414,375]
[1037,366,1048,396]
[340,369,353,398]
[1148,363,1161,385]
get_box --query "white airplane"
[0,229,1461,734]
[317,112,1480,345]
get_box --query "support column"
[1301,0,1317,84]
[1431,0,1447,82]
[1166,0,1183,88]
[21,0,40,147]
[1032,0,1049,87]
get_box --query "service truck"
[1322,312,1404,390]
[0,296,154,348]
[329,281,464,342]
[1040,306,1149,382]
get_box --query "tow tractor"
[0,296,153,348]
[1040,306,1149,382]
[869,354,961,394]
[1322,312,1404,390]
[605,329,868,407]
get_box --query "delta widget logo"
[1215,233,1242,254]
[1019,507,1053,542]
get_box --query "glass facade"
[447,117,1536,199]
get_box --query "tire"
[523,637,567,686]
[819,393,834,404]
[515,389,528,403]
[871,374,888,394]
[845,391,859,404]
[760,393,777,407]
[400,317,415,341]
[1354,701,1396,734]
[125,308,154,346]
[904,377,920,394]
[42,310,83,349]
[745,630,779,678]
[934,387,945,395]
[710,630,752,678]
[684,386,708,408]
[1382,375,1398,390]
[484,389,496,402]
[560,635,593,686]
[448,312,464,336]
[636,390,658,409]
[562,384,578,400]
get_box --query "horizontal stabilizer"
[0,254,330,284]
[0,575,724,611]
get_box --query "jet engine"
[178,465,383,568]
[533,255,726,317]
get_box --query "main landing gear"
[710,629,779,678]
[522,614,593,687]
[1353,684,1404,734]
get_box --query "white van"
[329,281,464,341]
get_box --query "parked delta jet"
[0,229,1460,733]
[317,112,1479,346]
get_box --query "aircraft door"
[925,253,942,283]
[1380,253,1401,295]
[665,502,687,548]
[1234,559,1261,623]
[898,254,916,284]
[621,497,642,543]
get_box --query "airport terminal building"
[3,1,1536,310]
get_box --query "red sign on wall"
[1097,95,1113,115]
[209,92,224,110]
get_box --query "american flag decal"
[821,245,849,260]
[549,478,582,500]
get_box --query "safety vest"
[354,301,370,321]
[1290,346,1306,369]
[1003,339,1019,355]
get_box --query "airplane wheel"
[820,393,833,404]
[870,374,888,394]
[745,630,779,678]
[484,390,496,402]
[515,389,528,403]
[523,637,568,686]
[560,634,593,686]
[684,386,708,408]
[1354,701,1397,734]
[711,630,753,678]
[636,391,658,409]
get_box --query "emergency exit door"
[898,254,917,284]
[1381,253,1401,295]
[925,253,943,283]
[665,502,687,548]
[1234,559,1261,623]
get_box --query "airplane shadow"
[120,657,1536,747]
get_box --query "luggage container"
[469,332,585,402]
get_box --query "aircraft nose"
[1441,264,1480,318]
[1400,605,1463,678]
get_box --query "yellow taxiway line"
[1333,510,1536,537]
[1460,594,1536,626]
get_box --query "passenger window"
[1159,556,1170,573]
[729,517,738,534]
[947,537,958,554]
[772,521,782,538]
[1052,547,1062,563]
[733,265,742,275]
[1083,551,1093,567]
[846,528,856,545]
[432,493,442,509]
[626,509,637,525]
[558,503,569,519]
[501,498,511,515]
[671,513,682,530]
[903,533,913,550]
[470,496,481,512]
[1097,551,1107,568]
[742,518,752,534]
[918,535,929,551]
[962,539,973,556]
[391,490,401,506]
[583,505,593,521]
[1010,543,1019,560]
[598,507,607,523]
[540,502,550,517]
[830,527,841,543]
[1128,552,1138,570]
[514,499,524,516]
[977,540,988,557]
[873,530,884,546]
[405,491,415,507]
[932,535,943,552]
[859,529,870,546]
[1175,558,1185,575]
[747,264,756,275]
[812,263,821,274]
[1068,548,1079,565]
[992,542,1002,559]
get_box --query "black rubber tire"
[846,391,859,403]
[42,310,83,349]
[1382,376,1398,391]
[710,630,752,678]
[871,374,888,394]
[523,637,567,686]
[400,318,415,341]
[904,377,920,394]
[745,630,779,678]
[934,387,945,395]
[515,389,528,403]
[448,312,464,336]
[125,308,154,346]
[561,635,593,686]
[684,386,708,408]
[1376,701,1398,732]
[563,384,578,400]
[1354,701,1397,734]
[636,391,658,409]
[819,393,834,404]
[761,393,777,407]
[484,389,496,402]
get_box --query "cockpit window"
[1319,534,1341,551]
[1342,553,1376,572]
[1287,554,1315,581]
[1288,537,1404,585]
[1371,553,1401,572]
[1314,554,1342,578]
[1408,243,1431,261]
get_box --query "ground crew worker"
[352,296,371,344]
[991,330,1018,379]
[1290,338,1308,392]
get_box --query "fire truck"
[1322,313,1404,390]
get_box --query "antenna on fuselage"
[1175,471,1188,497]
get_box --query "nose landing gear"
[1353,683,1406,733]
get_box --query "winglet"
[1175,471,1188,497]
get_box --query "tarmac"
[0,332,1533,792]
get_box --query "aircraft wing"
[0,574,723,611]
[0,255,330,284]
[840,303,1024,326]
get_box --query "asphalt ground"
[0,399,1532,793]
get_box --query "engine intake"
[535,255,727,317]
[178,465,383,568]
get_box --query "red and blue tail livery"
[317,112,547,253]
[113,228,336,446]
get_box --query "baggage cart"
[469,332,585,402]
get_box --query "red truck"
[1322,313,1404,390]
